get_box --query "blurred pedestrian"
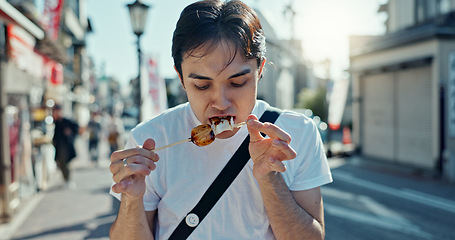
[52,104,79,188]
[87,111,102,164]
[107,113,124,154]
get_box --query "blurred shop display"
[0,0,93,222]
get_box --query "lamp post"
[127,0,150,123]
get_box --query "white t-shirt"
[111,100,332,240]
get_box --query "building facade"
[350,0,455,181]
[0,0,92,222]
[255,8,313,110]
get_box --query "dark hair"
[172,0,266,77]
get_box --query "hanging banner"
[328,78,349,130]
[41,0,64,40]
[141,56,168,119]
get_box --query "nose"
[211,86,231,111]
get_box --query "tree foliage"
[295,86,328,122]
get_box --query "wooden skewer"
[233,122,246,128]
[153,122,246,151]
[153,138,191,151]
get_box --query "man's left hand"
[246,114,297,180]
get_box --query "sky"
[86,0,388,85]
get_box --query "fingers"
[142,138,156,151]
[110,139,157,198]
[113,163,151,183]
[269,157,287,173]
[112,181,127,193]
[111,147,158,164]
[111,175,146,194]
[252,156,287,180]
[247,114,292,144]
[110,138,160,185]
[272,139,297,160]
[111,179,128,193]
[110,148,158,174]
[246,115,263,143]
[247,114,296,178]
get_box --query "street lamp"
[127,0,150,123]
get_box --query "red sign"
[7,24,45,78]
[41,0,64,40]
[146,56,168,114]
[43,56,63,85]
[50,62,63,85]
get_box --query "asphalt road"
[323,158,455,240]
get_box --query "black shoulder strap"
[169,107,282,240]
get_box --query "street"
[2,148,455,239]
[324,158,455,240]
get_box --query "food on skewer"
[153,117,246,151]
[153,124,214,151]
[211,116,246,135]
[191,124,215,146]
[211,116,235,135]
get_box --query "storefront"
[0,1,65,222]
[350,27,454,180]
[359,61,435,168]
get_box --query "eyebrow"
[187,68,251,80]
[188,73,211,80]
[229,69,251,79]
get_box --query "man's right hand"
[110,138,159,200]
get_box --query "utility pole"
[324,58,333,158]
[283,0,296,40]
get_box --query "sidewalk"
[10,162,115,240]
[0,140,117,240]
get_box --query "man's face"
[179,41,264,139]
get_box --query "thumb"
[247,114,263,143]
[142,138,156,151]
[111,181,127,193]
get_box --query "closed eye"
[231,81,246,87]
[194,84,209,90]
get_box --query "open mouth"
[209,116,235,135]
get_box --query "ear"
[174,66,186,90]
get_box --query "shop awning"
[0,1,68,63]
[0,0,44,40]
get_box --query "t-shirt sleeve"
[284,116,333,191]
[143,172,160,211]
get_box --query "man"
[52,104,79,187]
[109,1,332,239]
[87,111,102,164]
